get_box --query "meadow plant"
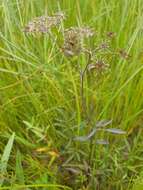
[0,0,142,189]
[23,11,127,188]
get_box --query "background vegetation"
[0,0,143,189]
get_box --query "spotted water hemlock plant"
[24,11,126,189]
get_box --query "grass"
[0,0,143,189]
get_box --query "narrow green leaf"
[96,139,109,145]
[16,150,25,185]
[96,119,112,128]
[74,128,97,141]
[0,133,15,187]
[105,128,126,135]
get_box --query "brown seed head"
[88,60,109,73]
[107,31,116,39]
[78,27,95,38]
[62,27,82,57]
[23,12,65,34]
[62,27,94,57]
[119,49,131,60]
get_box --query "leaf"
[73,136,89,142]
[23,120,33,129]
[96,119,112,128]
[48,150,59,157]
[105,128,126,134]
[16,135,36,148]
[74,128,97,142]
[88,64,96,71]
[16,150,25,185]
[23,120,44,140]
[96,139,109,145]
[0,133,15,187]
[65,167,81,174]
[36,147,49,153]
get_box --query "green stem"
[80,50,92,117]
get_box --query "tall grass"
[0,0,143,189]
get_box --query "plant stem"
[80,50,92,117]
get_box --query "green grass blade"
[16,150,25,185]
[0,183,72,190]
[0,133,15,187]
